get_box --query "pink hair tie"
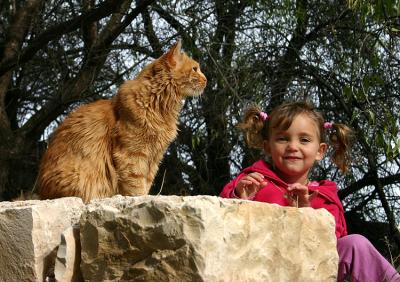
[260,111,268,121]
[324,122,333,129]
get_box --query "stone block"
[0,197,85,282]
[54,224,84,282]
[80,195,338,281]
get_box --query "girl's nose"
[286,141,298,151]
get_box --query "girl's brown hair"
[238,101,354,173]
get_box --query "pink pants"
[337,234,400,282]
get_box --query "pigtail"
[237,106,266,149]
[328,123,354,173]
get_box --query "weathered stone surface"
[0,197,85,282]
[54,225,84,282]
[80,195,338,282]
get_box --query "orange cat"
[37,41,207,202]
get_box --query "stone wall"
[0,197,84,281]
[0,195,338,281]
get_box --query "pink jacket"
[220,160,347,238]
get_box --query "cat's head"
[162,40,207,97]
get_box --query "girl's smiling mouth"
[284,156,302,160]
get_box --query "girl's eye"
[300,138,311,143]
[277,136,287,141]
[193,66,198,72]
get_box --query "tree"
[1,0,399,264]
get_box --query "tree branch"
[0,0,123,77]
[339,173,400,199]
[142,7,163,57]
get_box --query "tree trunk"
[0,73,14,199]
[270,0,308,108]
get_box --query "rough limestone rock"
[54,224,83,282]
[0,197,85,282]
[80,195,338,281]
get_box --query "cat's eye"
[192,66,198,72]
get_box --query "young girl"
[220,101,400,282]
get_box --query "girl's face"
[264,113,327,184]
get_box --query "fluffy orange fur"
[37,41,207,202]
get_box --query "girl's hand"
[286,183,318,208]
[235,172,267,199]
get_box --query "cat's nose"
[202,74,207,85]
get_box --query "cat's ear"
[165,40,184,68]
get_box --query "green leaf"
[367,110,375,126]
[343,86,353,99]
[376,132,385,149]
